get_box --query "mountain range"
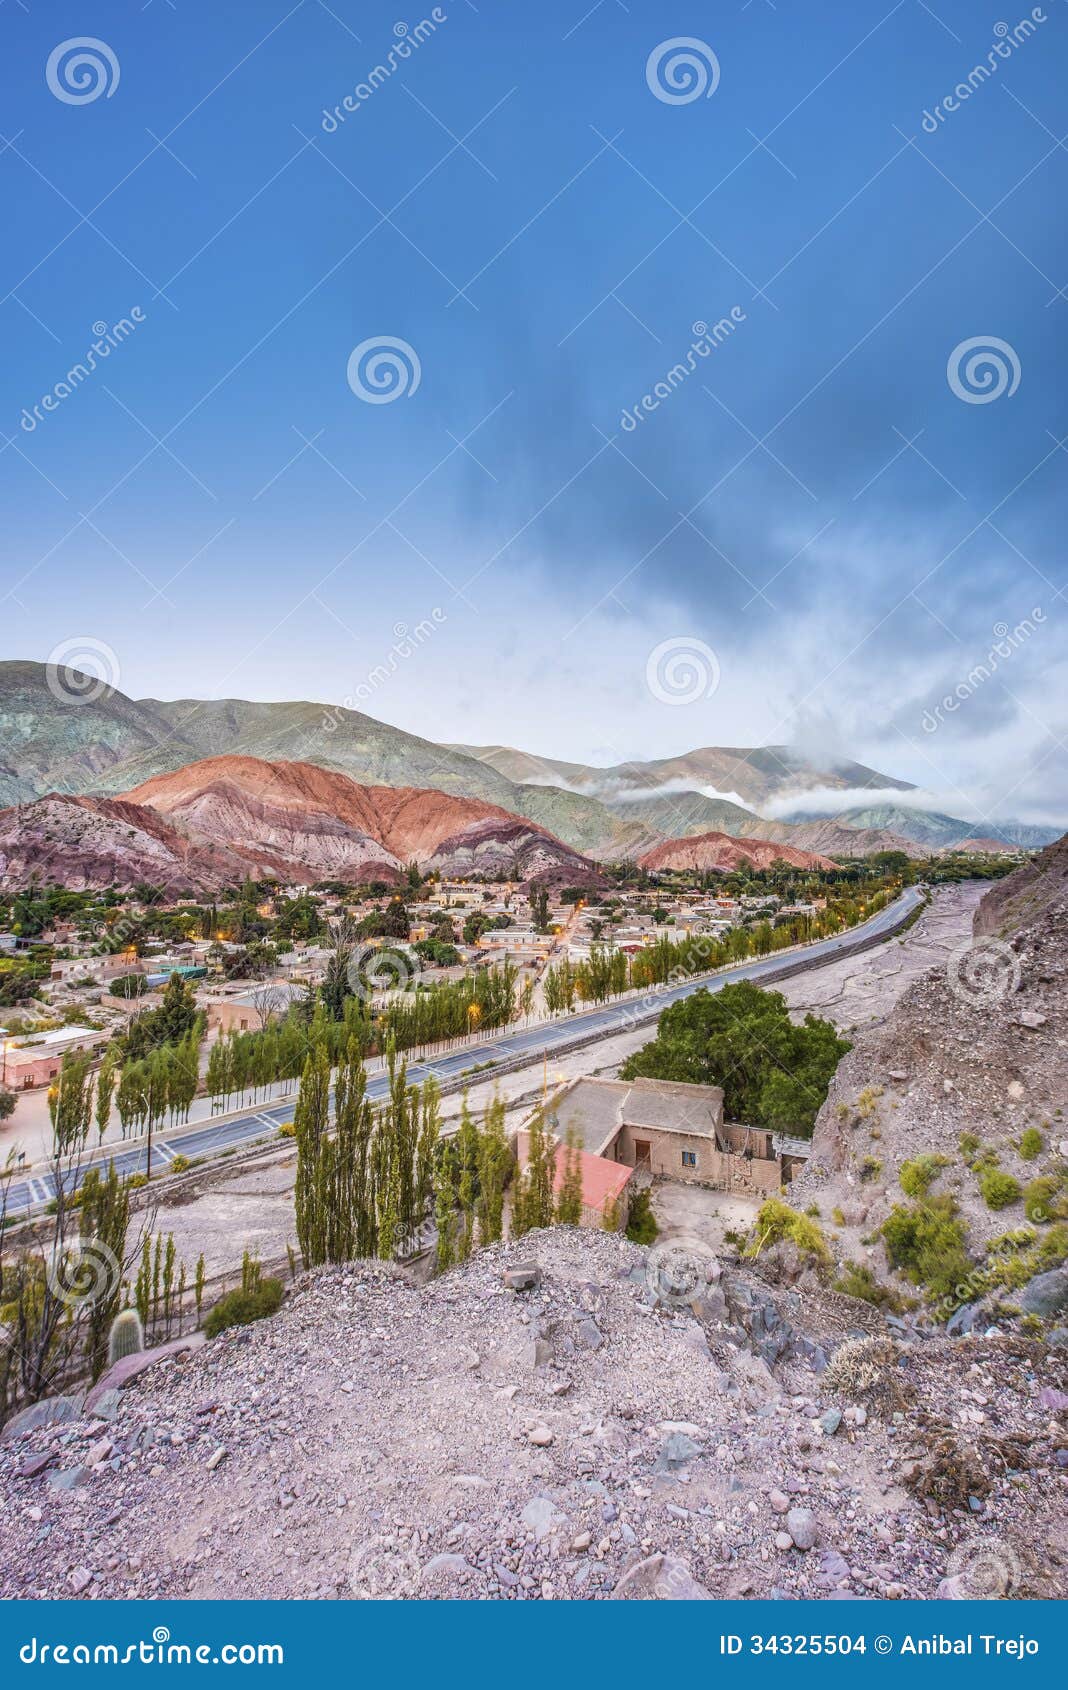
[0,661,1059,877]
[0,758,611,894]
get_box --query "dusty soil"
[1,1230,1064,1603]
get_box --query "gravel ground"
[1,1229,1064,1603]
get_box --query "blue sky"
[1,0,1066,825]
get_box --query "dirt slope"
[0,793,250,894]
[796,838,1068,1272]
[1,1230,1062,1602]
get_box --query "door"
[633,1138,651,1167]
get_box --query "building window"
[682,1151,696,1167]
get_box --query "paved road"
[2,887,922,1218]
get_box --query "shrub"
[1018,1127,1043,1161]
[880,1197,973,1300]
[859,1157,882,1184]
[1024,1176,1063,1225]
[958,1132,980,1162]
[625,1189,658,1245]
[979,1169,1020,1210]
[745,1199,830,1265]
[833,1261,904,1311]
[824,1335,900,1396]
[899,1154,947,1198]
[168,1154,191,1174]
[203,1277,283,1338]
[855,1085,883,1120]
[277,1121,296,1138]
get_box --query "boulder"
[84,1334,204,1412]
[1018,1266,1068,1320]
[1,1395,84,1443]
[520,1497,564,1542]
[503,1263,540,1292]
[786,1507,819,1550]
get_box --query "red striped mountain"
[638,828,837,874]
[0,758,604,892]
[120,756,603,887]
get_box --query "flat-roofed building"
[539,1075,785,1195]
[1,1025,109,1089]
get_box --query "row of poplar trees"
[291,1034,592,1279]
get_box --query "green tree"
[555,1127,584,1226]
[620,981,850,1137]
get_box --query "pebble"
[786,1508,819,1551]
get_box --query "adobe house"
[541,1076,786,1197]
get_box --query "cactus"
[107,1307,144,1367]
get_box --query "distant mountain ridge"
[784,804,1061,852]
[449,740,912,809]
[0,661,1055,863]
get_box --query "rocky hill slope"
[796,836,1068,1283]
[973,832,1068,937]
[123,757,603,888]
[1,1231,1063,1602]
[638,830,838,874]
[0,794,252,895]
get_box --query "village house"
[205,981,308,1033]
[524,1075,788,1205]
[0,1024,109,1089]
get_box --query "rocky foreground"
[1,1231,1065,1602]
